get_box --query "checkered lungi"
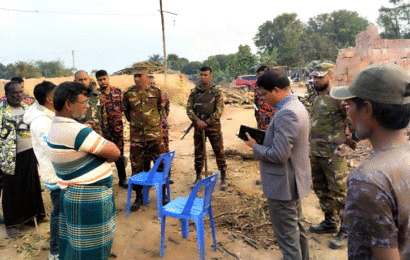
[59,177,116,260]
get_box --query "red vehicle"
[232,75,257,92]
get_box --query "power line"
[0,7,157,16]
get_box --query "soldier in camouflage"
[123,66,167,211]
[149,75,174,184]
[308,63,357,249]
[74,70,106,135]
[96,70,128,189]
[186,66,227,190]
[254,66,276,130]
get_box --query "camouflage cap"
[133,66,149,75]
[311,63,335,77]
[330,63,410,105]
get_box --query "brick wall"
[333,25,410,86]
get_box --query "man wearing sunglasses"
[308,63,357,249]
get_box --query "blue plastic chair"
[126,150,176,219]
[160,172,219,260]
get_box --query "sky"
[0,0,390,75]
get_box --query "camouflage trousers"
[130,139,164,195]
[193,123,227,174]
[310,155,348,219]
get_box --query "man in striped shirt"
[47,82,120,260]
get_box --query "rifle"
[180,123,194,140]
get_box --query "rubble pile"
[114,61,168,75]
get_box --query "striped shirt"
[47,116,113,189]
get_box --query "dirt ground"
[0,88,351,260]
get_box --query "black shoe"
[130,198,143,211]
[162,196,169,206]
[220,178,227,191]
[168,178,174,185]
[6,227,22,239]
[328,227,348,249]
[118,179,128,189]
[191,176,202,187]
[309,213,338,234]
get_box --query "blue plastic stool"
[160,172,219,260]
[126,150,176,219]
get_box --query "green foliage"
[180,61,202,75]
[258,48,278,67]
[377,0,410,39]
[167,54,189,71]
[148,54,164,63]
[226,45,257,77]
[5,61,41,79]
[0,60,73,79]
[306,10,369,48]
[36,60,72,78]
[253,13,306,66]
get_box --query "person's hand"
[345,137,357,150]
[244,132,257,148]
[195,119,208,130]
[84,121,95,129]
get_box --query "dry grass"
[0,74,194,105]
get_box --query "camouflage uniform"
[344,145,410,259]
[186,84,227,178]
[254,88,276,130]
[161,92,170,153]
[78,86,105,135]
[309,91,350,217]
[123,84,164,197]
[99,86,127,183]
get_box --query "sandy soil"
[0,87,349,260]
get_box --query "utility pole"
[72,50,76,71]
[159,1,177,87]
[159,0,167,87]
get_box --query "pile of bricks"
[333,25,410,86]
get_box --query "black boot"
[309,213,338,234]
[131,189,143,212]
[328,224,348,249]
[162,185,168,206]
[220,170,227,191]
[192,170,202,186]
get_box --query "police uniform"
[186,84,227,186]
[123,68,165,208]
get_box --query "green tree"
[253,13,306,66]
[300,33,339,62]
[226,45,257,77]
[36,60,72,78]
[167,54,189,71]
[306,10,370,49]
[148,54,164,63]
[202,56,221,72]
[6,61,41,79]
[378,0,410,39]
[258,48,279,67]
[181,61,202,75]
[0,63,6,79]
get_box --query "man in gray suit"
[244,70,311,260]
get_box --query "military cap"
[330,63,410,105]
[311,63,335,77]
[133,66,149,75]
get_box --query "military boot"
[328,224,348,249]
[162,185,169,206]
[130,192,143,212]
[309,213,338,234]
[192,170,202,187]
[220,170,227,191]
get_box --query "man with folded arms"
[48,82,120,260]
